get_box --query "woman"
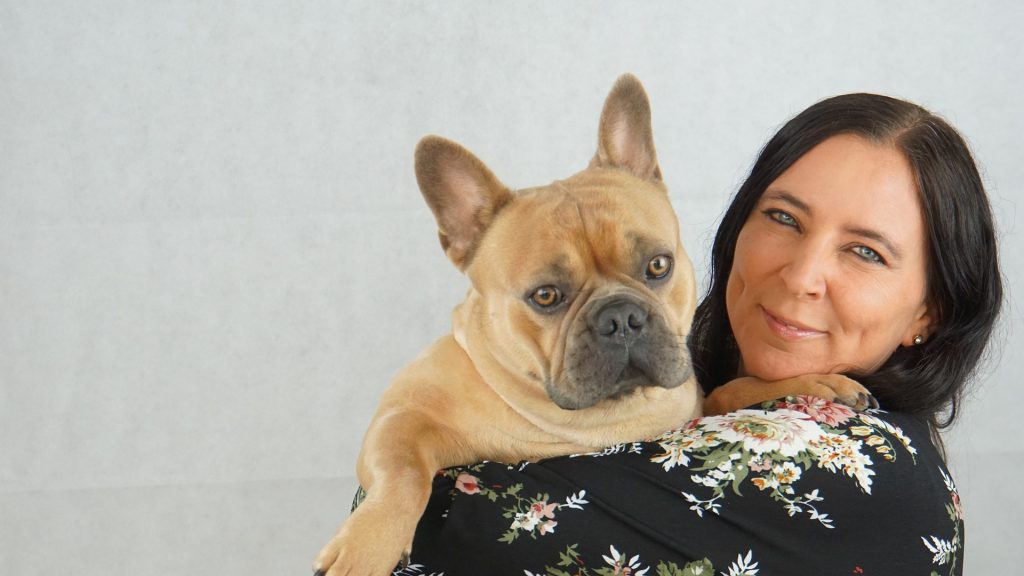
[385,94,1002,575]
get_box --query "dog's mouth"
[548,344,693,410]
[618,363,645,382]
[547,362,662,410]
[603,363,655,401]
[602,364,651,397]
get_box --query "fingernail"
[314,570,326,576]
[868,395,880,409]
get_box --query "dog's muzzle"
[548,295,690,410]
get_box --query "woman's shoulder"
[556,396,963,571]
[555,395,953,515]
[405,396,963,575]
[663,395,952,503]
[678,394,941,475]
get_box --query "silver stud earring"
[913,335,925,346]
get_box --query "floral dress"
[363,396,963,576]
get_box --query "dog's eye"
[529,286,562,308]
[646,254,673,280]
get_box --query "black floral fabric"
[376,396,963,576]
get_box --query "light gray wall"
[2,1,1020,574]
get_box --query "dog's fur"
[313,75,868,576]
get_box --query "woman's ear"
[902,300,937,347]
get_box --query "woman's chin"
[739,353,822,382]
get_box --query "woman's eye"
[765,209,799,228]
[852,245,886,265]
[529,286,563,309]
[646,254,674,280]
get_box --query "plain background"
[2,1,1021,574]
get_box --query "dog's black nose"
[593,300,648,340]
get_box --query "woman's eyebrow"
[845,226,903,261]
[763,190,812,214]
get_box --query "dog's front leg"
[703,374,876,415]
[314,411,455,576]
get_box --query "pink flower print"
[779,395,856,427]
[538,520,558,535]
[455,472,481,495]
[531,500,557,520]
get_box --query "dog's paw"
[313,504,414,576]
[793,373,877,412]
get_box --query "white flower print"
[563,490,589,511]
[811,432,875,494]
[939,468,963,521]
[510,499,557,534]
[921,535,958,565]
[721,550,759,576]
[650,422,709,471]
[920,466,963,574]
[699,409,822,457]
[647,397,919,529]
[859,412,918,458]
[601,545,650,576]
[393,564,443,576]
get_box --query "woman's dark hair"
[690,93,1003,444]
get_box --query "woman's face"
[726,134,933,381]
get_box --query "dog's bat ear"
[590,73,662,182]
[415,136,514,270]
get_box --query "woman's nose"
[779,243,828,299]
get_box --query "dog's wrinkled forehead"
[473,175,678,290]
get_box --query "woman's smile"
[760,306,826,341]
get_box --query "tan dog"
[313,75,868,576]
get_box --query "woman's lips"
[761,307,826,340]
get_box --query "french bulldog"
[313,74,869,576]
